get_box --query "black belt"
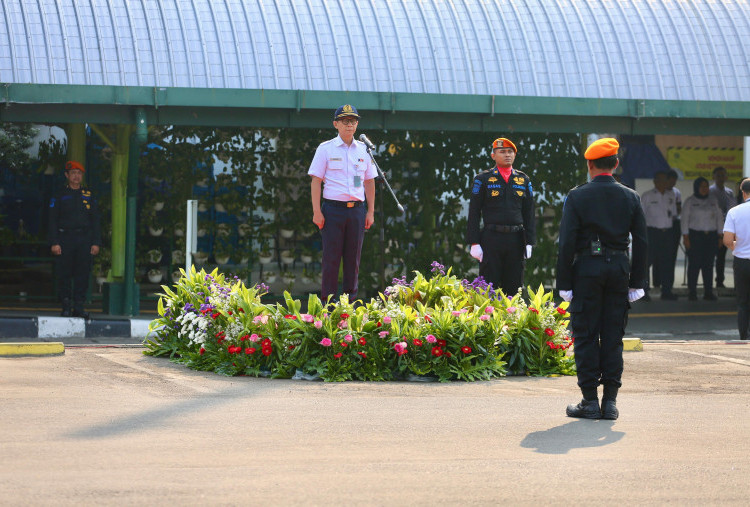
[323,199,364,208]
[485,224,524,233]
[689,229,719,235]
[577,248,628,257]
[648,226,671,232]
[59,228,87,233]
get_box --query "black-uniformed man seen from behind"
[466,137,536,297]
[556,138,648,420]
[48,160,102,318]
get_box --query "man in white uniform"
[723,178,750,340]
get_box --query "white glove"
[559,290,573,302]
[525,245,532,259]
[470,244,483,262]
[628,288,645,302]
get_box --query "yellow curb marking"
[623,338,642,351]
[0,342,64,356]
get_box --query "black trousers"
[57,231,92,305]
[479,229,524,297]
[320,202,366,301]
[647,227,675,294]
[716,244,729,284]
[734,257,750,340]
[568,254,630,392]
[686,230,718,295]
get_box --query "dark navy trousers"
[320,201,366,301]
[686,229,718,296]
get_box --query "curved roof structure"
[2,0,750,134]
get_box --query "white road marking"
[95,353,216,393]
[670,349,750,367]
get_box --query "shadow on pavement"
[521,419,624,454]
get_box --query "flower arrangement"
[144,262,575,381]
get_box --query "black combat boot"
[72,301,89,320]
[566,398,601,419]
[61,298,72,317]
[601,386,619,420]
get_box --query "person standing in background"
[641,171,678,300]
[666,169,682,286]
[48,161,101,318]
[723,178,750,340]
[710,166,735,289]
[681,177,724,301]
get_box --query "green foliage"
[0,123,37,171]
[144,266,575,381]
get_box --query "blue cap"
[333,104,360,120]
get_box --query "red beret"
[492,138,517,153]
[584,138,619,160]
[65,160,85,173]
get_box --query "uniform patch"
[514,176,525,185]
[516,190,524,197]
[472,180,482,194]
[488,177,498,183]
[491,190,499,197]
[49,198,56,208]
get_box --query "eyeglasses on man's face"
[337,118,359,126]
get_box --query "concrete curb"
[0,342,64,356]
[0,316,155,339]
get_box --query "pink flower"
[507,306,517,314]
[383,315,392,324]
[314,320,323,329]
[253,315,269,324]
[249,333,260,343]
[451,311,461,317]
[480,315,490,321]
[393,341,408,356]
[320,338,332,347]
[301,313,314,323]
[379,331,389,338]
[338,320,348,329]
[425,334,437,343]
[485,306,494,313]
[344,334,353,342]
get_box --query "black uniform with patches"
[48,186,102,311]
[555,174,648,397]
[466,167,536,296]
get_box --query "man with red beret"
[556,138,648,420]
[466,137,536,296]
[48,160,101,318]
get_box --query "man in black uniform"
[466,137,536,296]
[556,138,648,420]
[48,160,102,318]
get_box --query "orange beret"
[492,137,517,153]
[584,138,619,160]
[65,160,85,173]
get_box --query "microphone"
[359,134,376,150]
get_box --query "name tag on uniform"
[353,175,362,187]
[330,157,342,161]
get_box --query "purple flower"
[430,261,446,275]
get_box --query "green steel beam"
[2,83,750,135]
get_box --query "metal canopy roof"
[2,0,750,134]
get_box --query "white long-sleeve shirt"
[681,194,724,234]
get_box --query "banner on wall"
[666,147,743,182]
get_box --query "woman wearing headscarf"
[681,177,724,300]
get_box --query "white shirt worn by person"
[724,198,750,260]
[308,135,377,202]
[641,187,677,229]
[681,194,724,234]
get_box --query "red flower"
[431,347,443,357]
[227,346,236,354]
[199,347,205,355]
[412,339,423,347]
[217,337,225,344]
[445,351,452,358]
[437,339,447,347]
[546,341,556,349]
[531,327,539,330]
[377,322,382,328]
[246,347,256,355]
[238,308,244,313]
[288,345,296,350]
[358,337,367,345]
[261,338,272,347]
[201,308,210,315]
[424,314,432,323]
[284,314,297,320]
[240,334,249,341]
[212,312,220,319]
[556,307,566,315]
[227,311,233,315]
[340,313,349,319]
[262,346,272,356]
[461,346,472,354]
[544,328,555,337]
[529,307,539,314]
[334,352,343,359]
[340,341,348,347]
[357,351,367,358]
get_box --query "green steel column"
[65,124,86,168]
[123,108,148,316]
[110,125,130,279]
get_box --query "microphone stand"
[363,144,404,291]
